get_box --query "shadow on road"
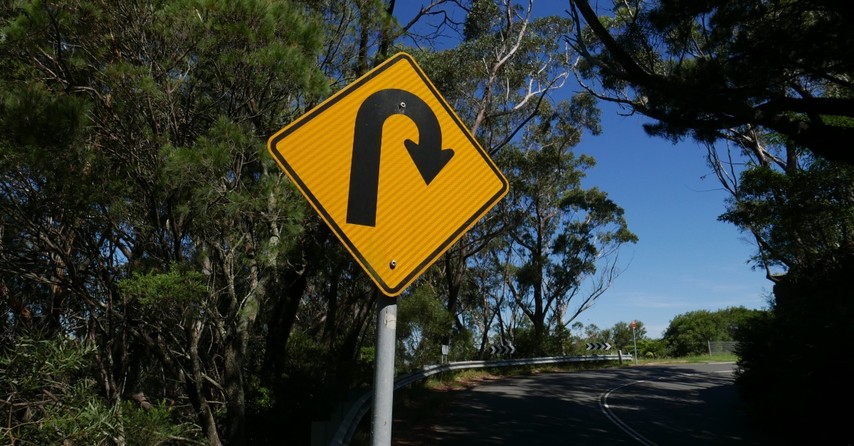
[392,365,771,445]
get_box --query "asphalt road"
[392,363,771,445]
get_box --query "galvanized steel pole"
[632,322,638,364]
[371,292,397,446]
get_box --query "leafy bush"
[735,252,854,445]
[0,335,201,445]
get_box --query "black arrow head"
[404,139,454,184]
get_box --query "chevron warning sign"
[585,342,612,351]
[490,341,516,356]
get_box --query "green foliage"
[635,338,665,359]
[735,253,854,444]
[663,307,764,356]
[463,0,500,41]
[0,82,89,149]
[446,329,479,362]
[511,324,558,357]
[0,336,202,445]
[0,337,93,396]
[358,345,376,370]
[717,154,854,443]
[36,389,115,446]
[721,160,854,270]
[118,265,208,308]
[397,286,455,368]
[2,0,332,444]
[609,321,644,351]
[122,402,204,446]
[568,0,854,163]
[495,132,636,354]
[664,310,723,356]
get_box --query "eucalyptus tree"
[493,103,637,355]
[404,0,584,349]
[459,235,510,357]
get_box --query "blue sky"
[391,2,772,338]
[573,104,771,338]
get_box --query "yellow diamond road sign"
[267,52,508,296]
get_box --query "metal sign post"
[371,292,397,446]
[631,320,638,364]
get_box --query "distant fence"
[318,352,632,446]
[708,340,738,355]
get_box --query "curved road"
[393,363,770,445]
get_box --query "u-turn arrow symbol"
[346,89,455,227]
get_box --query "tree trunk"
[261,269,306,383]
[224,340,246,446]
[444,254,466,343]
[189,319,222,446]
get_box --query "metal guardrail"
[328,353,632,446]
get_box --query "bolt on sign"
[267,53,508,296]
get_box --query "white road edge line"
[600,367,737,446]
[599,380,658,446]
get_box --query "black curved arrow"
[347,89,455,227]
